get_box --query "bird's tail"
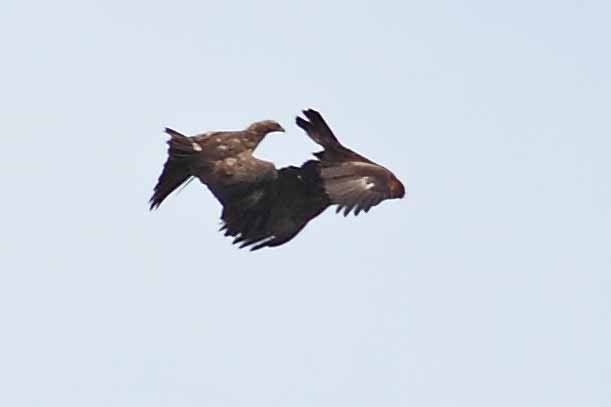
[296,108,362,162]
[295,109,343,150]
[149,128,198,210]
[296,109,371,163]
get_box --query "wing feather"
[295,109,405,216]
[320,162,398,215]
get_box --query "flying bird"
[296,109,405,216]
[150,109,405,250]
[149,120,285,210]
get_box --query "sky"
[1,0,610,406]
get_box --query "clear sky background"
[1,1,610,406]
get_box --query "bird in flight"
[150,109,405,250]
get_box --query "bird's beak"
[278,125,286,133]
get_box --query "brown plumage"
[296,109,405,216]
[149,120,284,210]
[150,110,405,250]
[218,161,330,250]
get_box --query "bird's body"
[150,120,284,208]
[150,110,405,250]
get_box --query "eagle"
[150,109,405,250]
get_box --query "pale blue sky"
[1,1,610,406]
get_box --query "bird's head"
[389,176,406,199]
[247,120,285,136]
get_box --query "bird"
[296,109,405,216]
[149,109,405,250]
[149,119,285,210]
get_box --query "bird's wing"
[189,130,258,161]
[200,156,278,206]
[320,162,401,216]
[220,164,329,250]
[295,109,405,216]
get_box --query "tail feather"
[164,127,184,138]
[296,109,343,150]
[297,109,371,163]
[149,128,196,210]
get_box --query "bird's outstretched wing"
[319,161,404,216]
[296,109,405,216]
[220,162,329,250]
